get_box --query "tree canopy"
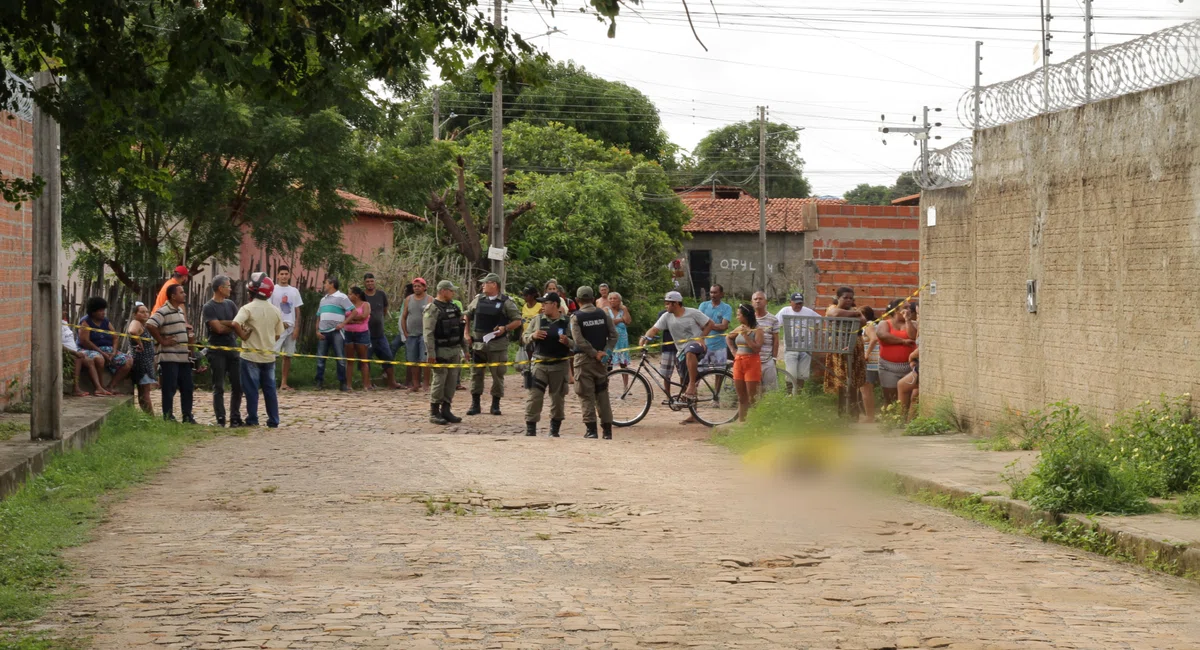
[686,120,811,198]
[842,172,922,205]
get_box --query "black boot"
[229,417,245,428]
[181,415,197,425]
[549,419,562,438]
[430,403,448,425]
[215,417,226,428]
[490,396,502,416]
[602,423,613,440]
[584,422,598,439]
[526,422,537,437]
[466,394,482,415]
[441,401,462,424]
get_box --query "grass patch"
[0,406,239,624]
[0,631,88,650]
[1178,490,1200,517]
[877,402,905,432]
[902,416,953,437]
[710,391,844,455]
[0,419,29,442]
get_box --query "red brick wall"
[0,112,33,401]
[812,204,920,310]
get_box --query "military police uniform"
[465,273,522,416]
[522,293,573,437]
[423,280,467,425]
[570,286,618,439]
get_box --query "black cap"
[540,292,561,304]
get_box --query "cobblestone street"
[45,378,1200,649]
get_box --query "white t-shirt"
[776,305,821,352]
[653,308,712,347]
[61,321,78,352]
[270,285,304,327]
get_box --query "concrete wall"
[683,232,808,300]
[920,77,1200,426]
[0,111,33,402]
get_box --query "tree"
[890,171,921,198]
[688,121,811,198]
[61,74,378,291]
[843,184,892,206]
[401,60,671,162]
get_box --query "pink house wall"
[237,216,399,290]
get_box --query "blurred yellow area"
[741,436,850,475]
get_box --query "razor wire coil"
[913,137,972,190]
[959,19,1200,130]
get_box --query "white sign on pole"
[487,246,508,261]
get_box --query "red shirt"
[878,320,912,363]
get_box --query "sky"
[434,0,1198,197]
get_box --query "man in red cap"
[153,265,190,314]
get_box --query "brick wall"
[920,77,1200,427]
[0,112,34,401]
[811,204,920,310]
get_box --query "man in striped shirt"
[147,283,196,423]
[315,276,354,391]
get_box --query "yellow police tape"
[68,286,927,370]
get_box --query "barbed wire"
[913,137,972,190]
[959,19,1200,130]
[2,70,33,122]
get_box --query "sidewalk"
[854,431,1200,574]
[0,395,129,499]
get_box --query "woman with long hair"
[726,303,764,423]
[126,302,157,413]
[345,287,373,390]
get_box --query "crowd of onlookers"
[59,263,920,430]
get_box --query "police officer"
[464,272,522,416]
[423,280,467,425]
[570,286,617,439]
[523,292,572,437]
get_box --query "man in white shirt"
[269,265,304,391]
[775,292,821,395]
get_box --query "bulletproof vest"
[534,316,571,359]
[432,300,463,347]
[473,294,508,333]
[574,307,611,353]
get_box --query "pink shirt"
[343,303,370,333]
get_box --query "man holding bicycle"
[640,291,714,413]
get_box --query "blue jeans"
[315,330,346,385]
[371,336,394,361]
[241,361,279,428]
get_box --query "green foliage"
[1179,489,1200,517]
[878,402,906,431]
[903,416,952,437]
[686,120,810,198]
[711,391,843,454]
[429,60,671,160]
[1106,396,1200,498]
[890,172,921,198]
[0,419,29,442]
[1008,402,1150,515]
[843,184,892,206]
[0,407,236,622]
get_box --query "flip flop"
[280,385,294,391]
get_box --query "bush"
[1179,490,1200,517]
[932,397,967,433]
[1106,396,1200,498]
[878,402,905,431]
[1009,404,1149,514]
[903,416,953,436]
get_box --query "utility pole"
[1083,0,1093,102]
[31,69,62,441]
[973,41,983,131]
[758,106,767,292]
[432,87,441,141]
[1040,0,1052,114]
[880,107,938,184]
[490,0,505,289]
[920,106,931,183]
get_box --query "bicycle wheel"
[689,368,739,427]
[608,368,652,427]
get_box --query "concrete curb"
[890,472,1200,577]
[0,398,132,500]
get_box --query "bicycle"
[607,346,738,428]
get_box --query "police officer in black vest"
[465,273,522,416]
[570,286,618,439]
[522,292,573,437]
[423,280,467,425]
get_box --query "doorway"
[688,250,711,299]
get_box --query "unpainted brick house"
[678,186,920,308]
[0,89,34,404]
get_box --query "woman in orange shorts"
[726,303,764,423]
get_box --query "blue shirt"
[699,300,732,350]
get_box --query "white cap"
[664,291,684,302]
